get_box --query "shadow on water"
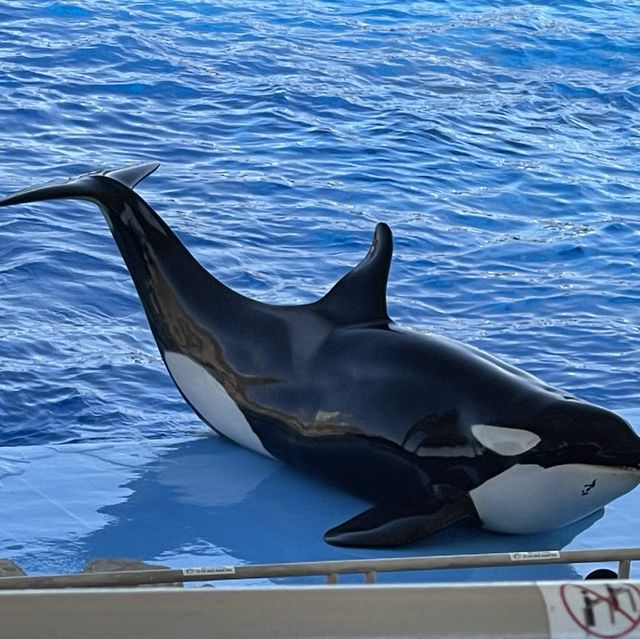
[74,435,601,585]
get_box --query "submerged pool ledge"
[1,407,639,584]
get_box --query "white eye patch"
[471,424,541,456]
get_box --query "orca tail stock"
[0,162,160,208]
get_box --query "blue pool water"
[0,0,639,583]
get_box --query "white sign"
[182,566,236,577]
[510,551,561,562]
[540,583,640,638]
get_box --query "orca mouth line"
[580,463,640,475]
[527,447,640,472]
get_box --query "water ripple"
[0,0,639,445]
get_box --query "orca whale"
[1,163,639,547]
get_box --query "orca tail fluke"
[0,161,160,208]
[103,162,160,189]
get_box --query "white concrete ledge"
[4,581,638,639]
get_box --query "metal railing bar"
[619,559,632,579]
[0,547,637,590]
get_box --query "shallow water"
[0,0,639,580]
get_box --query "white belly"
[470,463,640,534]
[164,351,273,458]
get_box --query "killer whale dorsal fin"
[315,222,393,325]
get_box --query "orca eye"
[471,424,541,456]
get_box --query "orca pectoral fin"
[323,496,478,548]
